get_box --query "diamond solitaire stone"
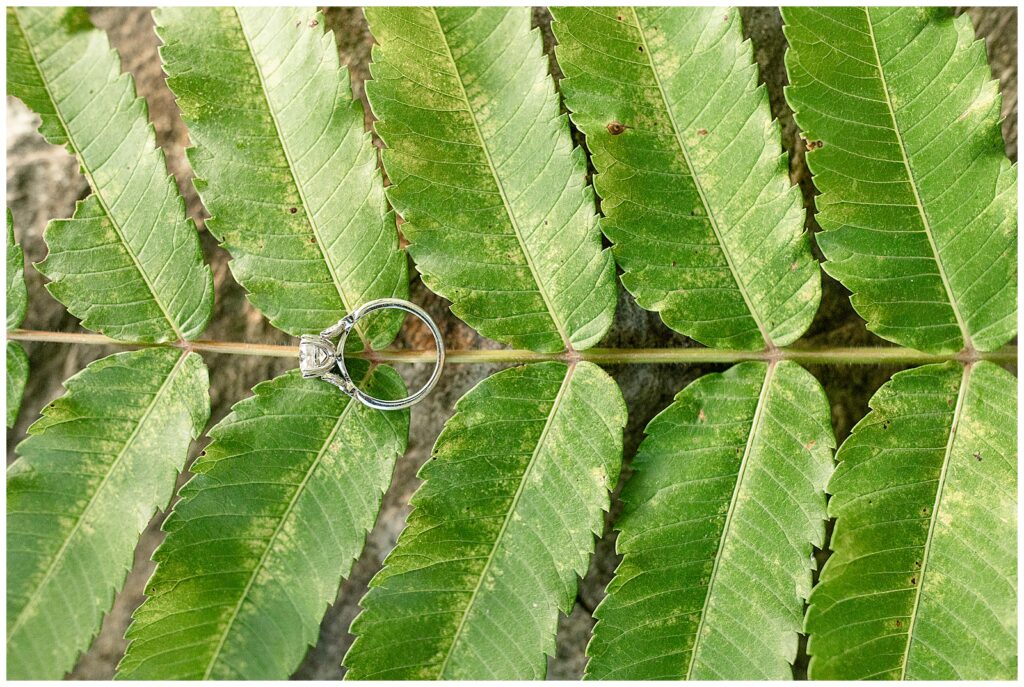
[298,335,336,378]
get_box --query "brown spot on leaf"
[637,45,644,52]
[697,128,708,136]
[910,576,917,586]
[607,121,627,136]
[894,619,903,628]
[616,14,624,21]
[805,439,817,450]
[698,409,707,423]
[806,139,824,151]
[309,19,318,27]
[974,451,982,461]
[671,260,677,267]
[289,207,298,214]
[790,261,800,271]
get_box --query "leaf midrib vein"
[233,9,366,347]
[898,362,972,678]
[435,363,576,678]
[685,360,775,678]
[200,373,365,679]
[14,9,184,342]
[7,350,191,645]
[863,8,972,352]
[630,8,774,350]
[428,8,573,351]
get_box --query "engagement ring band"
[298,298,445,410]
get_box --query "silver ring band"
[298,298,445,410]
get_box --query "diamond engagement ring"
[299,298,445,411]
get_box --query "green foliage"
[7,210,27,331]
[344,362,626,679]
[6,10,216,677]
[7,6,213,343]
[7,210,28,427]
[364,6,617,353]
[806,361,1016,679]
[3,5,1018,682]
[586,361,833,679]
[784,7,1016,354]
[155,7,407,345]
[551,7,818,350]
[783,10,1019,680]
[345,10,629,680]
[118,364,408,679]
[6,343,29,429]
[7,348,209,679]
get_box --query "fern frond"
[6,348,209,679]
[118,364,408,679]
[806,361,1016,679]
[784,7,1016,353]
[551,7,818,351]
[155,7,407,345]
[7,209,26,331]
[6,343,29,429]
[7,210,28,427]
[344,362,625,679]
[6,7,213,343]
[586,361,834,679]
[365,7,617,353]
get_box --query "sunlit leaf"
[551,7,818,350]
[118,364,408,679]
[365,6,617,353]
[806,361,1016,679]
[7,210,29,428]
[7,209,26,331]
[7,348,209,679]
[784,7,1016,353]
[344,362,625,678]
[7,7,213,343]
[155,7,406,345]
[586,361,834,679]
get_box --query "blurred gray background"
[5,6,1016,680]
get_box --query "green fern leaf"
[7,210,26,331]
[117,363,408,679]
[6,348,209,679]
[550,7,818,351]
[7,210,28,428]
[155,7,407,345]
[7,342,29,429]
[586,361,833,679]
[806,361,1016,679]
[784,7,1016,354]
[364,7,617,353]
[344,362,625,678]
[6,7,213,343]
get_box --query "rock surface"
[4,6,1015,680]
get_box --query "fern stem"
[7,329,1017,365]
